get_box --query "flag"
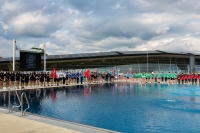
[84,69,91,77]
[15,45,20,51]
[53,68,57,79]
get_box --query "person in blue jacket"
[71,71,75,84]
[65,70,69,85]
[76,72,79,84]
[80,71,83,84]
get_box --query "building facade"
[0,50,200,73]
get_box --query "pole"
[44,44,46,72]
[21,94,23,116]
[13,39,16,71]
[8,88,10,113]
[147,44,148,73]
[170,56,171,72]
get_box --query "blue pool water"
[1,83,200,132]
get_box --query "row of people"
[0,70,52,89]
[0,70,117,89]
[133,72,200,84]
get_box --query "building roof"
[0,50,199,63]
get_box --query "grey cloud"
[0,0,200,57]
[77,18,167,42]
[135,0,200,14]
[0,0,68,39]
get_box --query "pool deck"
[0,82,121,133]
[0,80,129,92]
[0,108,117,133]
[0,108,80,133]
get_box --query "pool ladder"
[8,87,30,116]
[21,92,30,116]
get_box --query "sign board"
[20,52,41,70]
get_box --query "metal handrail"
[10,87,21,113]
[8,87,11,113]
[21,92,30,116]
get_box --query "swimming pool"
[1,82,200,133]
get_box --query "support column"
[13,39,16,71]
[138,60,140,73]
[190,55,195,74]
[158,58,160,72]
[43,44,46,71]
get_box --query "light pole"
[44,44,46,72]
[147,44,148,73]
[13,39,16,71]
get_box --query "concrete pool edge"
[0,107,119,133]
[0,80,129,92]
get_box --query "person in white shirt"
[56,71,60,86]
[59,70,63,85]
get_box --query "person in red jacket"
[184,74,186,84]
[186,74,188,84]
[191,73,195,84]
[194,73,198,85]
[181,73,184,84]
[188,74,191,84]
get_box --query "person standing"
[50,71,53,86]
[178,73,181,84]
[10,71,15,87]
[68,71,71,84]
[21,71,25,88]
[25,71,29,88]
[33,71,36,86]
[0,70,4,89]
[30,72,34,87]
[61,70,65,85]
[36,72,40,86]
[65,70,69,85]
[5,71,10,88]
[16,71,20,89]
[94,71,97,83]
[58,70,63,85]
[56,71,60,86]
[76,71,79,84]
[40,72,44,86]
[71,71,74,84]
[80,71,83,84]
[46,72,50,86]
[43,72,47,86]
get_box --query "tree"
[8,59,19,72]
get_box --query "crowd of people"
[0,69,200,89]
[134,72,200,85]
[0,69,117,89]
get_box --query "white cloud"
[10,11,49,35]
[73,19,82,27]
[0,0,200,57]
[39,42,61,50]
[114,4,125,9]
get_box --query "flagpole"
[44,44,46,72]
[13,39,16,71]
[147,44,148,73]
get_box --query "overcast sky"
[0,0,200,57]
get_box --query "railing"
[10,87,21,113]
[7,86,30,116]
[21,92,30,116]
